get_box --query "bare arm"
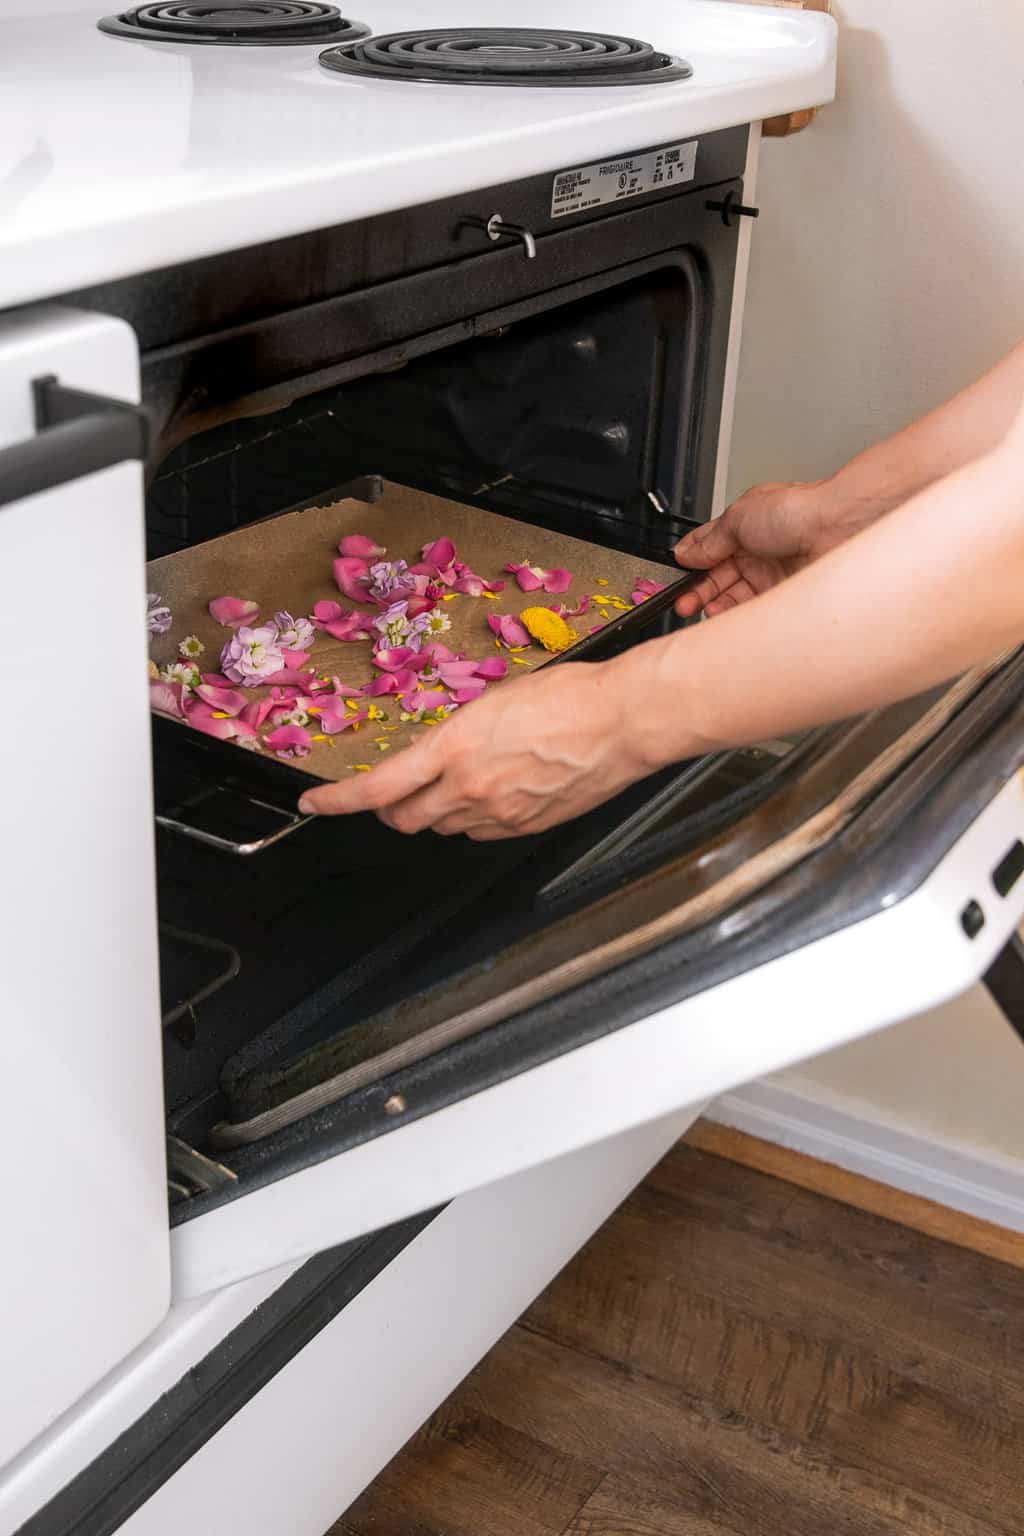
[674,339,1024,619]
[819,337,1024,526]
[628,411,1024,764]
[299,408,1024,836]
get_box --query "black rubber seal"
[16,1209,438,1536]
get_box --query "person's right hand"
[673,480,834,618]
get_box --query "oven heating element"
[319,28,694,86]
[98,2,369,45]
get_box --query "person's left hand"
[297,659,658,839]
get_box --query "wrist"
[604,634,723,774]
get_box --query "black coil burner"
[319,28,693,86]
[98,2,369,46]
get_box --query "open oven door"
[169,650,1024,1300]
[0,307,168,1465]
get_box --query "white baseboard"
[708,1080,1024,1235]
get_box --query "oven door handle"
[0,374,150,509]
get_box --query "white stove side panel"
[0,306,168,1469]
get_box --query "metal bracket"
[983,932,1024,1048]
[0,373,151,509]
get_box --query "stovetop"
[0,1,835,310]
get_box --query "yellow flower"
[352,764,372,772]
[519,607,578,653]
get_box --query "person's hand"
[674,480,834,618]
[297,657,666,839]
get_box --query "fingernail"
[298,795,317,815]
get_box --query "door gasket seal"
[15,1208,439,1536]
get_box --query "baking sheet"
[147,481,674,783]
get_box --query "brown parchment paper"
[147,481,673,782]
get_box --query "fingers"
[376,778,462,836]
[297,736,440,817]
[674,559,743,617]
[674,515,740,572]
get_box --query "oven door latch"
[0,373,151,511]
[464,212,538,261]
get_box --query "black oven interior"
[133,128,785,1201]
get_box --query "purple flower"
[273,610,315,651]
[374,600,416,652]
[220,624,286,686]
[147,592,172,636]
[367,560,413,602]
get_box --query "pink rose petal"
[209,595,261,628]
[410,688,452,712]
[372,646,422,673]
[239,697,277,730]
[472,655,508,681]
[338,534,386,559]
[631,578,667,604]
[264,723,312,759]
[487,613,531,648]
[195,683,246,717]
[333,557,372,604]
[505,562,572,594]
[281,649,311,668]
[149,679,187,721]
[452,570,505,597]
[419,536,457,572]
[201,671,232,688]
[550,594,591,619]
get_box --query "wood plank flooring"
[330,1141,1024,1536]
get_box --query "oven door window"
[168,654,1024,1300]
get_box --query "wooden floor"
[329,1141,1024,1536]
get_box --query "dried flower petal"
[147,593,172,636]
[312,600,376,642]
[149,679,187,720]
[209,595,261,629]
[273,611,316,650]
[264,723,313,759]
[338,533,386,559]
[487,613,530,649]
[195,683,247,717]
[550,594,591,619]
[333,556,372,604]
[631,578,667,604]
[505,561,572,595]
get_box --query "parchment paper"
[147,481,673,782]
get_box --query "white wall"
[719,0,1024,1194]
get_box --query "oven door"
[0,306,168,1464]
[170,653,1024,1299]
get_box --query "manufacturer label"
[550,140,698,220]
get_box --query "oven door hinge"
[166,1135,237,1206]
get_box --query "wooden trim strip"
[685,1120,1024,1270]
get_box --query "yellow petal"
[310,733,328,742]
[596,577,609,586]
[512,656,531,666]
[442,594,458,602]
[352,764,372,771]
[211,711,230,719]
[376,742,391,752]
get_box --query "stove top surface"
[0,1,836,310]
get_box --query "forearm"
[619,438,1024,762]
[819,340,1024,534]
